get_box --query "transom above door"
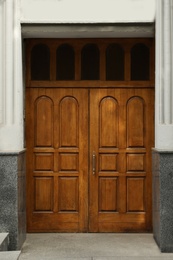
[26,38,155,86]
[26,38,154,232]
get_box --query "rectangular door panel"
[99,177,118,212]
[34,177,53,212]
[58,177,79,212]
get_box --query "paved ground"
[18,233,173,260]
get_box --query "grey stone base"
[0,251,21,260]
[0,233,9,251]
[152,149,173,252]
[0,151,26,250]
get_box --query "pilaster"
[0,0,24,151]
[155,0,173,149]
[153,0,173,252]
[0,0,26,250]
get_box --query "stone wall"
[0,151,26,250]
[152,149,173,252]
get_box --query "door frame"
[25,36,155,233]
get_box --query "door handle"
[92,152,96,175]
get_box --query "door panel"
[89,88,154,232]
[26,88,88,232]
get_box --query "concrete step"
[0,233,9,251]
[0,251,21,260]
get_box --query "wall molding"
[22,23,155,38]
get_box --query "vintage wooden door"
[26,39,154,232]
[89,88,154,232]
[26,88,89,232]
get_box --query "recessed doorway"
[25,38,154,232]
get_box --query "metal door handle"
[92,152,96,175]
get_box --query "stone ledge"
[0,149,26,156]
[0,233,9,251]
[152,148,173,153]
[0,251,21,260]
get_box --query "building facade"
[0,0,173,253]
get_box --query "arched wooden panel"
[60,97,79,147]
[35,96,53,147]
[106,44,124,80]
[131,43,150,80]
[100,97,118,148]
[56,44,75,80]
[31,44,50,80]
[127,97,144,147]
[81,44,100,80]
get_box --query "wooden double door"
[26,87,154,232]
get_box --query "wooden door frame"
[25,38,155,232]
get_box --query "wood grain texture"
[89,88,154,232]
[26,88,88,232]
[26,38,154,233]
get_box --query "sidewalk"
[18,233,173,260]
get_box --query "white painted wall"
[20,0,155,23]
[0,0,156,151]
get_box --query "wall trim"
[22,23,155,38]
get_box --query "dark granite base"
[152,149,173,252]
[0,151,26,250]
